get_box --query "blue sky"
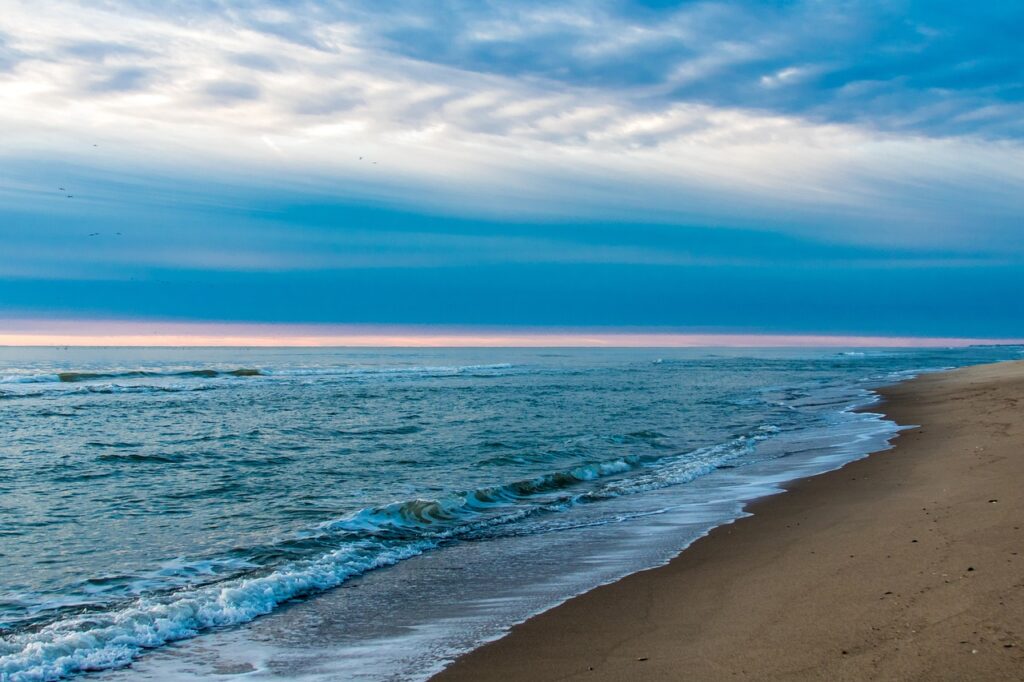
[1,0,1023,338]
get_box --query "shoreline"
[433,360,1024,680]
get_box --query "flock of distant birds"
[60,143,99,197]
[56,144,111,237]
[55,185,114,237]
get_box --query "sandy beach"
[435,360,1024,681]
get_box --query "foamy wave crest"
[0,374,62,384]
[0,540,432,682]
[582,425,779,500]
[321,426,779,542]
[323,456,642,539]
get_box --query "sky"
[1,0,1023,343]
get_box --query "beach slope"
[434,360,1024,681]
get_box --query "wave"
[262,363,515,378]
[317,426,781,548]
[83,383,219,395]
[321,455,645,540]
[0,540,432,682]
[0,383,219,399]
[95,452,185,464]
[0,369,264,385]
[0,425,777,681]
[0,364,514,387]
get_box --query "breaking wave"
[0,426,774,681]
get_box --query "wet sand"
[434,360,1024,681]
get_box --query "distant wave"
[0,364,519,402]
[0,425,775,681]
[0,364,514,386]
[0,368,264,384]
[263,363,515,378]
[0,383,220,399]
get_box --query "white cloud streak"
[1,1,1023,250]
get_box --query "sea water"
[1,346,1020,681]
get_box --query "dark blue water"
[1,346,1020,681]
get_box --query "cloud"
[14,2,1021,135]
[373,0,1024,139]
[84,66,157,93]
[201,79,262,104]
[61,39,152,63]
[0,31,26,71]
[227,51,284,72]
[0,0,1022,255]
[231,0,1021,139]
[0,1,1020,335]
[290,90,362,116]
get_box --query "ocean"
[1,345,1020,681]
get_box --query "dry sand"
[434,360,1024,681]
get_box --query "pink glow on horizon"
[0,320,1020,347]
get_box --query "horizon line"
[0,320,1021,348]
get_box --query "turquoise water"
[0,346,1020,681]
